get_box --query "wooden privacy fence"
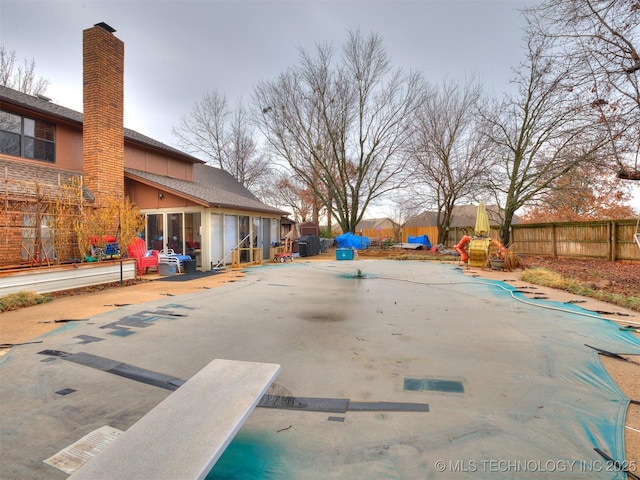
[355,227,440,245]
[353,219,640,262]
[510,220,639,262]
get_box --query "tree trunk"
[500,209,516,247]
[312,199,319,225]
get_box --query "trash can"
[298,240,309,257]
[183,259,197,274]
[299,235,321,257]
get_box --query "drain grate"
[425,379,465,393]
[55,388,77,396]
[75,335,104,344]
[403,377,464,393]
[107,329,136,337]
[403,377,425,391]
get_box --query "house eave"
[125,172,209,207]
[0,96,83,127]
[206,202,289,217]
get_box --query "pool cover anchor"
[0,340,43,349]
[594,447,640,480]
[584,344,640,365]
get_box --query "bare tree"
[408,78,493,244]
[257,169,317,223]
[384,191,425,243]
[526,0,640,180]
[0,45,49,95]
[252,30,424,233]
[173,90,272,191]
[483,32,607,247]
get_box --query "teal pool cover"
[1,260,638,479]
[208,262,640,479]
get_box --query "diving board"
[69,359,280,480]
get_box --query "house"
[331,217,398,235]
[354,218,398,233]
[405,205,520,244]
[0,22,287,271]
[406,205,518,229]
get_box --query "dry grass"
[521,267,640,312]
[0,291,53,312]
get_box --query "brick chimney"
[82,22,124,201]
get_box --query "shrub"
[0,291,52,312]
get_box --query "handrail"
[231,247,263,269]
[213,233,251,270]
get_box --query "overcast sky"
[3,0,640,211]
[2,0,533,147]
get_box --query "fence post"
[551,224,557,257]
[610,221,616,262]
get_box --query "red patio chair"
[127,238,159,275]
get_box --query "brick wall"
[82,23,125,202]
[0,199,80,267]
[0,207,23,265]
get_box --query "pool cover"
[223,261,640,479]
[1,260,639,479]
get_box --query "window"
[0,109,56,162]
[145,213,164,251]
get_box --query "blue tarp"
[408,234,431,249]
[335,232,370,249]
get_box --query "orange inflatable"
[455,235,471,262]
[491,238,506,257]
[455,235,506,263]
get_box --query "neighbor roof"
[405,205,518,228]
[0,85,202,164]
[355,218,397,231]
[126,165,288,216]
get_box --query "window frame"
[0,109,56,163]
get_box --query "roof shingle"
[126,166,288,216]
[0,85,201,163]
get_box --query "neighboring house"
[406,205,519,232]
[0,22,286,270]
[331,218,397,235]
[354,218,398,233]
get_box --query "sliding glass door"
[145,211,201,257]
